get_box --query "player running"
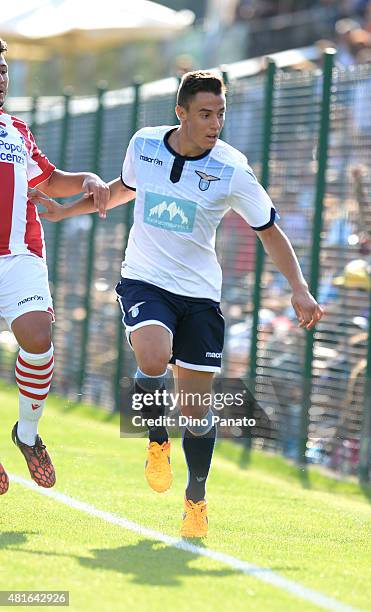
[0,39,109,495]
[33,71,323,535]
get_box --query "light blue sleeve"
[227,163,279,231]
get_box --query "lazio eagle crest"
[195,170,221,191]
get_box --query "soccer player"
[0,39,109,495]
[34,71,324,536]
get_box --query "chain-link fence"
[1,52,370,481]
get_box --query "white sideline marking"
[10,474,359,612]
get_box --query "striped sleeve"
[26,130,56,187]
[11,117,55,187]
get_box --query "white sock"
[15,345,54,445]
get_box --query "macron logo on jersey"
[144,191,196,233]
[140,154,163,166]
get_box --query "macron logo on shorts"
[205,351,222,359]
[17,295,44,307]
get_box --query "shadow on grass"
[58,398,118,424]
[0,531,33,548]
[3,531,303,583]
[238,444,251,469]
[76,541,302,582]
[237,444,371,502]
[76,539,237,586]
[360,483,371,502]
[238,445,312,489]
[237,450,313,488]
[295,465,311,489]
[2,534,237,587]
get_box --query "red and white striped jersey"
[0,109,55,259]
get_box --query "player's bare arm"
[31,177,135,222]
[257,223,324,330]
[37,169,110,219]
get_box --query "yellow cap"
[333,259,371,290]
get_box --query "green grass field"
[0,382,370,612]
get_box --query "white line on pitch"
[10,474,360,612]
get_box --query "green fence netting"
[1,59,370,480]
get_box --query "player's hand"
[291,287,324,330]
[29,189,66,222]
[82,174,109,219]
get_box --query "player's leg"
[131,324,172,445]
[173,365,215,537]
[171,301,224,536]
[116,279,178,492]
[131,325,173,492]
[11,311,56,488]
[0,268,10,494]
[1,255,56,488]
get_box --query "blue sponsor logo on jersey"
[144,191,196,233]
[0,137,26,165]
[0,127,8,138]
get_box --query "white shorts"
[0,254,54,329]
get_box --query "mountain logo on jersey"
[150,201,189,225]
[195,170,220,191]
[144,191,196,233]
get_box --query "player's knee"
[138,350,169,377]
[21,330,52,355]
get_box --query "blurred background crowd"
[1,0,370,480]
[2,0,371,95]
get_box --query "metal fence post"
[113,80,141,411]
[173,77,181,125]
[220,66,229,141]
[77,84,106,401]
[298,49,335,464]
[30,94,39,136]
[50,88,72,301]
[244,59,275,450]
[249,59,276,385]
[359,290,371,483]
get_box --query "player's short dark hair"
[177,71,226,108]
[0,39,8,54]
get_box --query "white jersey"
[121,125,276,301]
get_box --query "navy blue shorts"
[115,278,225,372]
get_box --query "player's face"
[178,92,226,152]
[0,55,8,107]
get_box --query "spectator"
[335,18,361,65]
[348,27,371,55]
[353,52,371,135]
